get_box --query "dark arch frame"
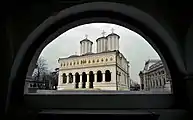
[6,2,186,111]
[68,73,73,83]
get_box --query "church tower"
[96,30,108,53]
[80,35,93,55]
[107,28,120,51]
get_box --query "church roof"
[96,36,107,42]
[68,55,79,58]
[80,38,93,44]
[106,33,120,39]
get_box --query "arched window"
[75,72,80,88]
[89,71,94,88]
[82,72,87,88]
[97,71,102,82]
[69,73,73,83]
[105,70,111,82]
[62,73,67,83]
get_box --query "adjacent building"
[58,30,130,90]
[139,59,171,92]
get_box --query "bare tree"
[32,57,48,81]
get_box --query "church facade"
[57,30,130,90]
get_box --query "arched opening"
[75,72,80,88]
[62,73,67,83]
[97,71,102,82]
[69,73,73,83]
[89,71,94,88]
[82,72,87,88]
[105,70,111,82]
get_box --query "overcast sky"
[40,23,160,83]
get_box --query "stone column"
[80,43,82,55]
[86,74,90,88]
[94,73,97,83]
[67,75,69,83]
[80,74,82,88]
[102,73,105,82]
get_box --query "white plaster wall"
[58,52,118,90]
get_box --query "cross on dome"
[111,28,115,33]
[85,34,88,39]
[102,30,106,37]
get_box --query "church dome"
[106,33,120,39]
[80,38,93,44]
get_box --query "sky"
[39,23,160,83]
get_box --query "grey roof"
[80,38,93,44]
[106,33,120,39]
[96,36,107,42]
[68,55,79,58]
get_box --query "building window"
[75,72,80,88]
[62,73,67,83]
[101,58,104,62]
[97,59,99,62]
[110,58,113,61]
[67,62,68,66]
[106,58,108,61]
[82,72,87,88]
[93,60,95,63]
[64,63,65,66]
[97,71,102,82]
[88,60,91,63]
[70,62,72,65]
[74,62,76,65]
[69,73,73,83]
[105,70,111,82]
[77,61,79,64]
[89,71,94,88]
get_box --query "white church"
[57,29,130,90]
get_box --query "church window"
[88,60,91,63]
[64,63,65,66]
[77,61,79,64]
[106,58,108,61]
[93,60,95,63]
[61,63,62,67]
[105,70,111,82]
[74,62,76,65]
[110,58,113,61]
[101,58,104,62]
[70,62,72,65]
[97,71,102,82]
[69,73,73,83]
[62,73,67,83]
[97,59,99,62]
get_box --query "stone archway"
[7,2,187,110]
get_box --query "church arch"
[97,71,102,82]
[105,70,111,82]
[62,73,67,83]
[7,1,188,110]
[89,71,94,88]
[75,72,80,88]
[82,72,87,88]
[69,73,73,83]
